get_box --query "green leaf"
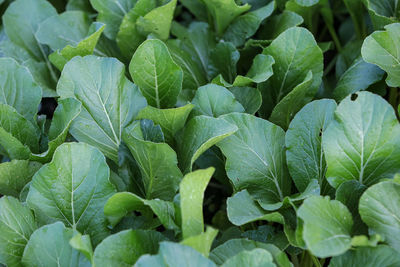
[222,2,275,46]
[0,160,42,197]
[93,229,167,266]
[89,0,135,39]
[286,99,337,192]
[181,227,219,257]
[26,143,116,245]
[171,22,215,80]
[36,11,92,51]
[227,190,284,226]
[361,23,400,87]
[30,98,82,163]
[216,113,291,210]
[232,54,275,87]
[48,22,105,70]
[130,39,183,108]
[139,119,165,143]
[221,249,275,267]
[295,0,320,6]
[104,191,180,231]
[116,0,156,58]
[167,39,208,90]
[215,54,275,88]
[329,245,400,267]
[180,168,214,238]
[258,27,323,118]
[22,222,90,267]
[136,0,177,40]
[359,181,400,252]
[179,0,208,21]
[191,84,245,118]
[122,121,182,200]
[209,42,239,83]
[269,71,315,130]
[70,233,93,263]
[298,196,353,258]
[57,55,147,162]
[0,57,42,124]
[322,91,400,188]
[134,242,217,267]
[334,57,385,101]
[210,239,291,267]
[0,196,37,267]
[0,104,40,158]
[136,104,194,143]
[3,0,57,61]
[229,87,262,114]
[258,11,304,40]
[364,0,399,29]
[336,181,368,235]
[178,116,238,173]
[202,0,251,35]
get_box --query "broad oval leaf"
[202,0,250,35]
[93,229,167,267]
[223,2,275,47]
[36,11,93,51]
[329,245,400,267]
[22,222,90,267]
[210,238,291,267]
[136,0,177,40]
[229,86,262,115]
[0,196,37,267]
[322,91,400,188]
[122,122,182,200]
[361,23,400,87]
[57,55,147,162]
[26,142,116,245]
[116,0,156,58]
[104,191,180,231]
[227,190,284,226]
[3,0,57,61]
[364,0,399,29]
[129,39,183,108]
[216,113,291,210]
[259,26,323,118]
[0,104,40,158]
[269,71,315,130]
[221,249,275,267]
[0,160,42,197]
[136,104,194,143]
[134,242,217,267]
[36,11,105,70]
[333,57,385,101]
[30,98,82,163]
[298,196,353,258]
[286,99,337,192]
[191,84,245,118]
[0,57,42,124]
[178,116,238,173]
[359,181,400,252]
[89,0,135,39]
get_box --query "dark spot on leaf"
[319,128,323,137]
[351,93,358,101]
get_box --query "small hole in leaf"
[319,128,323,137]
[351,93,358,101]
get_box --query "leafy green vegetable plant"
[0,0,400,266]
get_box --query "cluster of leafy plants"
[1,0,400,266]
